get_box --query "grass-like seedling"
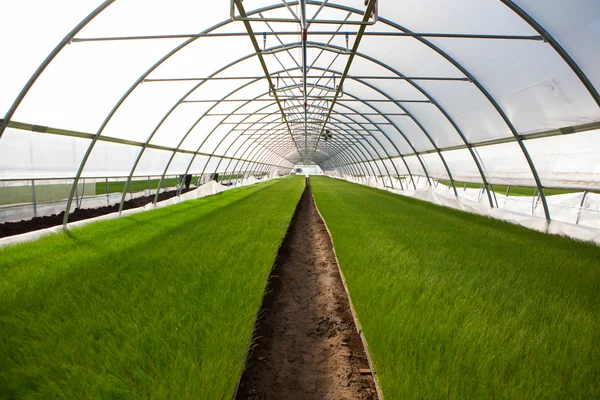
[0,176,305,399]
[311,176,600,399]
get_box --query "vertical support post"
[31,180,37,218]
[105,178,110,206]
[74,184,79,211]
[148,176,151,194]
[532,189,539,216]
[576,190,589,225]
[129,178,133,200]
[81,179,86,208]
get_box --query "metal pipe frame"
[0,1,116,140]
[220,96,418,189]
[308,1,555,220]
[144,76,470,82]
[235,133,371,182]
[228,122,376,183]
[2,0,598,226]
[218,114,394,187]
[72,32,545,43]
[203,98,392,188]
[221,98,393,180]
[253,42,498,202]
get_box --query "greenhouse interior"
[1,0,599,398]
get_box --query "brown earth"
[236,178,376,400]
[0,188,192,239]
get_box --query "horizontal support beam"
[220,120,392,125]
[230,128,381,132]
[331,120,600,164]
[183,99,431,103]
[4,120,283,169]
[73,31,543,42]
[205,112,408,116]
[231,16,375,26]
[144,75,469,82]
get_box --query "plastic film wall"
[1,0,600,223]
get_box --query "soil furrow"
[236,178,376,400]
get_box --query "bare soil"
[236,178,376,400]
[0,188,192,239]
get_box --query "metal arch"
[279,91,420,189]
[234,45,440,189]
[119,59,266,211]
[228,133,366,182]
[260,142,370,179]
[161,68,407,191]
[222,121,372,183]
[0,1,116,140]
[308,62,459,195]
[227,117,389,181]
[56,7,468,212]
[500,0,600,108]
[248,133,382,182]
[309,0,551,219]
[217,97,409,188]
[268,42,493,202]
[222,98,416,189]
[249,139,368,180]
[14,0,582,224]
[55,2,303,225]
[225,107,381,179]
[225,129,369,180]
[214,99,402,188]
[213,110,386,182]
[175,94,378,192]
[335,50,492,204]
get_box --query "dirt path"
[236,178,376,400]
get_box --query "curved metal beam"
[314,0,551,219]
[11,0,588,224]
[214,101,400,188]
[500,0,600,108]
[0,1,116,139]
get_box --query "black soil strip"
[236,179,376,400]
[0,188,192,239]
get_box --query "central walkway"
[236,179,376,400]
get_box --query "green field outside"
[95,177,181,195]
[95,174,245,195]
[311,176,600,399]
[0,176,305,398]
[439,180,589,196]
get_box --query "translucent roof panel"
[1,0,599,223]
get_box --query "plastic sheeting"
[1,1,600,227]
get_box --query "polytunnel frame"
[210,109,392,185]
[144,77,391,205]
[1,0,598,226]
[219,102,393,184]
[221,101,408,187]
